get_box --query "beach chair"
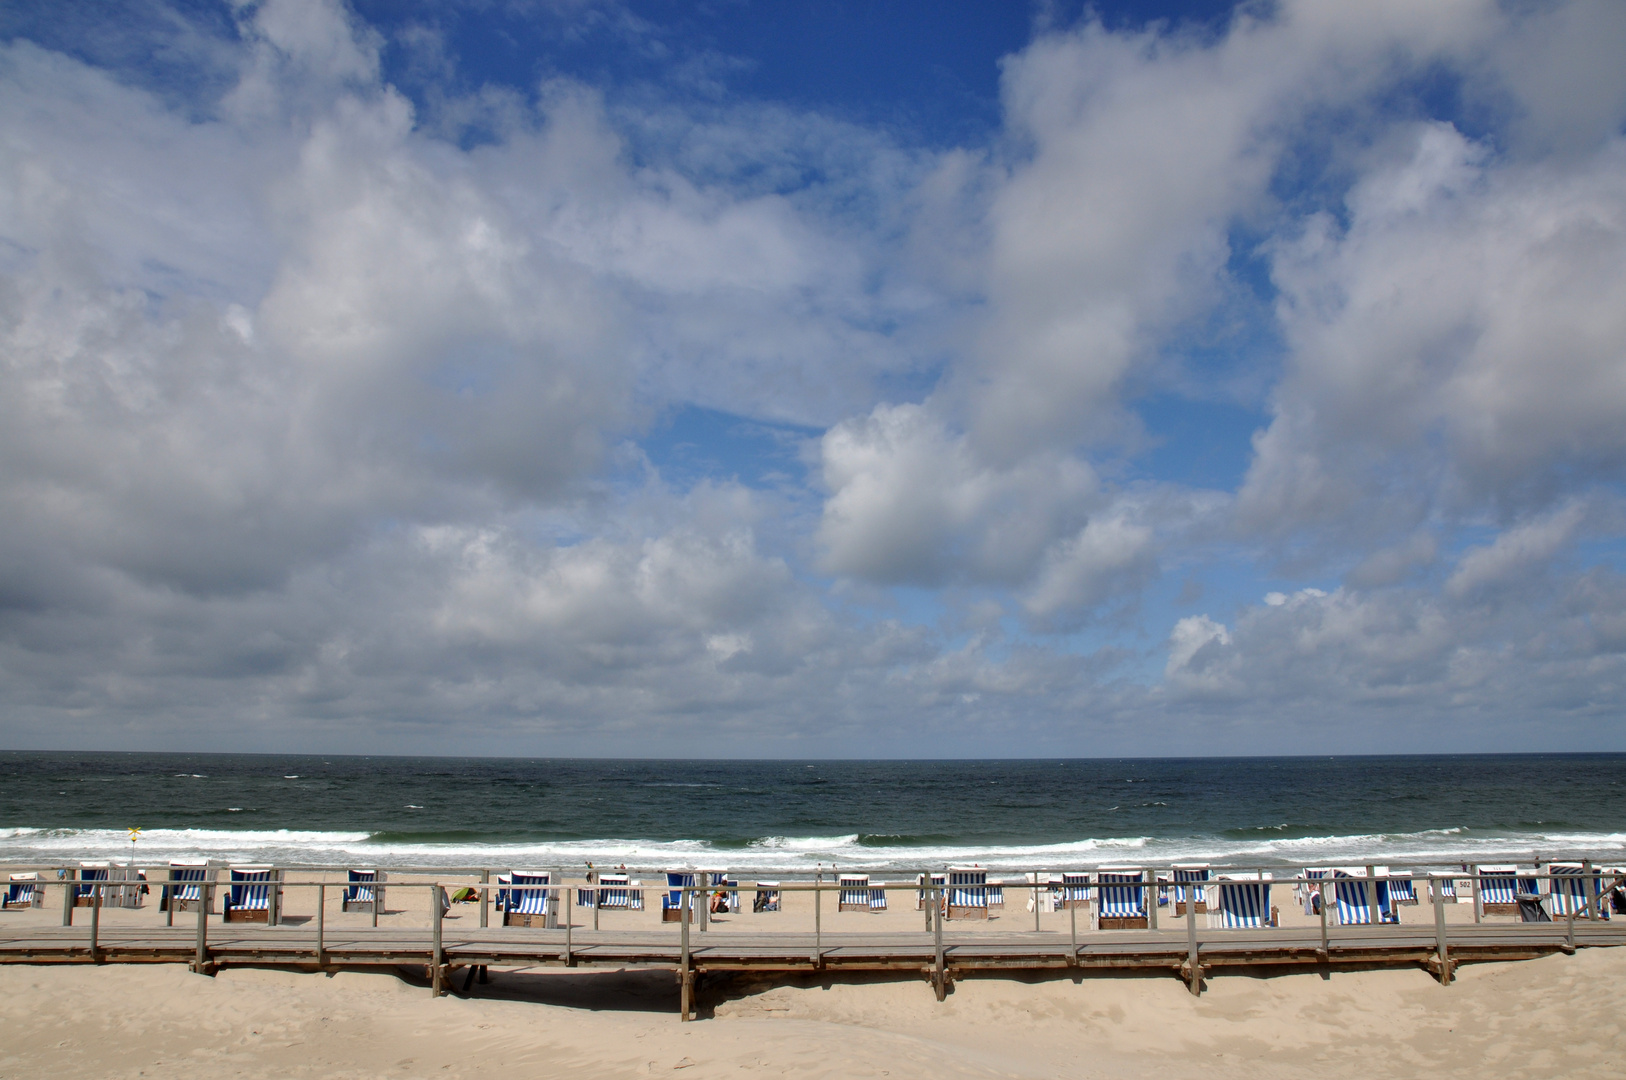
[1544,864,1608,920]
[752,882,780,912]
[1300,868,1332,915]
[1477,865,1520,916]
[1094,869,1148,930]
[160,861,211,913]
[1430,875,1458,903]
[1173,864,1210,915]
[947,867,989,920]
[73,862,110,907]
[343,869,385,913]
[838,874,871,912]
[223,865,281,924]
[1385,869,1418,906]
[1332,869,1396,925]
[988,879,1004,908]
[917,872,947,911]
[594,872,638,910]
[1208,873,1278,928]
[501,871,554,928]
[1057,872,1089,910]
[2,872,41,909]
[870,881,889,911]
[662,872,696,923]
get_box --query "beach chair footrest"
[1098,916,1149,930]
[224,909,270,923]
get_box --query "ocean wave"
[0,824,1622,873]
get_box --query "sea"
[1,752,1623,875]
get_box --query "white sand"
[1,945,1622,1078]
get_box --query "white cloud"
[1445,503,1587,599]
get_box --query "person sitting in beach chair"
[2,873,41,909]
[752,882,780,912]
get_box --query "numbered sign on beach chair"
[1172,864,1209,915]
[663,872,696,923]
[1095,869,1149,930]
[947,867,989,920]
[752,882,780,912]
[1546,864,1609,919]
[1208,873,1277,928]
[344,869,385,913]
[2,873,40,909]
[223,865,280,924]
[502,870,553,928]
[161,861,210,913]
[1332,869,1396,925]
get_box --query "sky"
[1,0,1625,758]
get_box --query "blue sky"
[1,0,1624,756]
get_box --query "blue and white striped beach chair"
[74,862,109,907]
[663,871,696,923]
[918,872,947,911]
[2,872,40,909]
[1173,864,1210,915]
[591,873,641,911]
[947,867,989,920]
[1546,864,1610,920]
[1384,868,1418,906]
[1095,869,1149,929]
[1431,875,1458,903]
[1332,869,1396,925]
[1477,865,1520,915]
[501,870,553,927]
[839,874,872,911]
[870,881,889,911]
[988,880,1004,908]
[344,869,384,913]
[1058,872,1090,910]
[162,861,210,913]
[224,865,279,924]
[752,881,781,913]
[1208,873,1276,928]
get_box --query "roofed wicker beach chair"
[752,881,781,912]
[2,872,41,909]
[1208,872,1277,928]
[1058,871,1090,910]
[1299,868,1332,915]
[1430,874,1458,903]
[500,870,554,928]
[869,880,889,911]
[223,865,281,924]
[839,873,872,912]
[917,872,946,911]
[1094,868,1149,930]
[662,871,697,923]
[594,872,642,911]
[947,867,989,920]
[1332,868,1396,925]
[1545,863,1609,920]
[160,861,211,913]
[343,869,385,913]
[1477,865,1520,916]
[1384,868,1418,905]
[1172,864,1210,915]
[74,862,110,907]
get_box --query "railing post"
[1470,864,1482,923]
[61,868,74,927]
[1318,879,1329,956]
[1034,874,1041,932]
[813,871,822,966]
[316,883,326,967]
[679,885,691,1022]
[90,882,101,963]
[1185,887,1200,996]
[1147,869,1158,931]
[193,883,209,973]
[932,883,945,1001]
[922,871,930,931]
[1365,863,1377,925]
[165,873,174,928]
[1069,881,1077,964]
[479,869,489,929]
[1432,875,1450,984]
[1583,859,1598,920]
[563,882,573,966]
[431,885,444,997]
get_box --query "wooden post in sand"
[1583,859,1598,920]
[1365,864,1377,925]
[932,881,945,1001]
[1147,869,1158,931]
[193,884,209,973]
[1184,890,1200,997]
[679,885,692,1021]
[1431,875,1451,985]
[1033,876,1041,933]
[1069,885,1077,964]
[1470,864,1482,923]
[316,883,326,968]
[61,869,73,927]
[89,881,101,964]
[1318,879,1329,957]
[431,886,445,997]
[479,870,489,929]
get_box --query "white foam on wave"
[1,825,1622,873]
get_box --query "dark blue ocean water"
[1,752,1623,872]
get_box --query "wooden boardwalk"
[3,919,1622,1017]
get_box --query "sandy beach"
[3,870,1622,1078]
[2,943,1622,1078]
